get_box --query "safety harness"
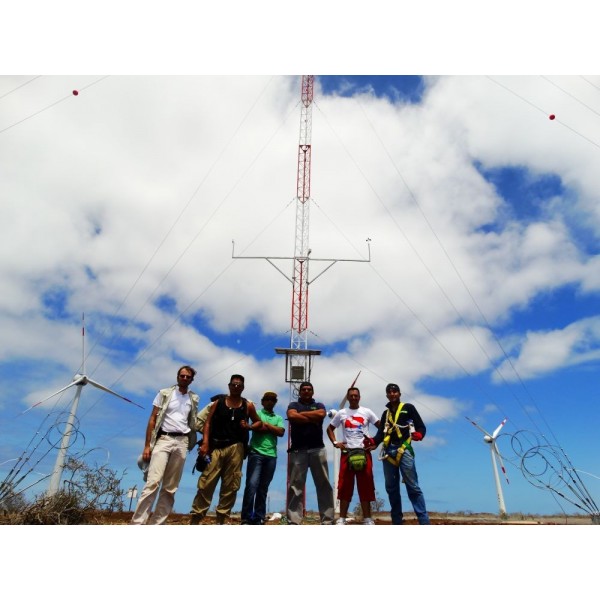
[379,402,414,466]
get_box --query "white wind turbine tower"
[467,417,510,516]
[26,315,143,495]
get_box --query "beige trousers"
[190,442,244,522]
[131,435,188,525]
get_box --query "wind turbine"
[27,315,143,495]
[328,371,361,515]
[467,417,510,516]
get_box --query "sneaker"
[363,518,375,525]
[336,518,346,525]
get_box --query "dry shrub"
[5,457,126,525]
[20,491,87,525]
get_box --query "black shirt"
[209,397,249,449]
[287,400,326,451]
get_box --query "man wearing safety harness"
[365,383,430,525]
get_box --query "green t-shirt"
[250,408,284,457]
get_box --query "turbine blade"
[87,379,144,409]
[494,444,510,485]
[492,418,507,439]
[465,416,491,437]
[339,371,361,409]
[81,312,86,376]
[21,378,84,414]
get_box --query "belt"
[159,430,186,437]
[211,439,238,449]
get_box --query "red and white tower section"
[289,75,314,376]
[233,75,369,398]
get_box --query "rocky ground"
[88,510,595,525]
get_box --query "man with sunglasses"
[131,365,200,524]
[240,391,285,524]
[190,374,260,524]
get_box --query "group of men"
[131,366,430,525]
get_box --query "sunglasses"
[229,382,243,387]
[179,374,193,380]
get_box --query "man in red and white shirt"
[327,387,379,525]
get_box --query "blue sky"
[2,73,599,524]
[2,4,599,598]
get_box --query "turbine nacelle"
[73,374,87,385]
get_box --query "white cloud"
[494,317,600,381]
[2,76,598,393]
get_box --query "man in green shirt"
[240,391,285,524]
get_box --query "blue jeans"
[241,451,277,524]
[382,448,430,524]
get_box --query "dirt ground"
[89,510,595,525]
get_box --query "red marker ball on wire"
[72,90,79,96]
[549,114,555,120]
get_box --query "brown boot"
[189,514,202,525]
